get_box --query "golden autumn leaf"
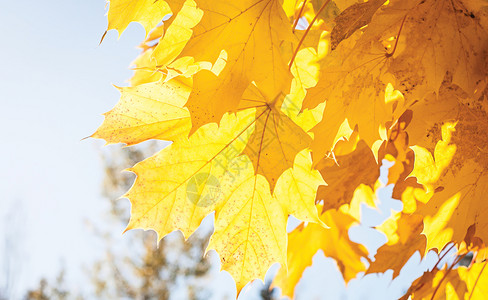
[367,213,426,278]
[94,80,326,293]
[295,0,363,33]
[330,0,385,50]
[366,0,488,97]
[457,262,488,299]
[283,46,325,132]
[417,118,488,252]
[237,83,314,190]
[208,149,327,291]
[389,82,488,253]
[273,186,374,298]
[304,0,488,159]
[151,0,295,131]
[150,0,204,75]
[121,105,324,292]
[124,109,256,239]
[106,0,172,36]
[315,140,379,211]
[209,165,288,292]
[274,150,327,225]
[303,32,404,159]
[92,77,192,145]
[409,122,457,192]
[243,105,311,190]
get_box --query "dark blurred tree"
[260,280,280,300]
[25,271,71,300]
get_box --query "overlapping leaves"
[94,0,488,298]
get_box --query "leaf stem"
[431,252,465,300]
[385,14,407,58]
[292,0,308,33]
[432,243,456,270]
[288,0,331,70]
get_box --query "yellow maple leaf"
[243,105,311,190]
[273,188,373,298]
[150,0,203,74]
[208,164,288,292]
[123,109,326,292]
[208,162,287,292]
[124,109,255,239]
[93,78,327,292]
[106,0,172,36]
[283,46,325,132]
[315,140,380,211]
[458,262,488,299]
[148,0,294,131]
[231,82,313,191]
[274,150,327,225]
[303,31,403,159]
[367,213,426,279]
[303,0,488,160]
[409,122,457,191]
[273,210,368,298]
[330,0,385,50]
[367,0,488,97]
[92,77,192,145]
[400,86,488,252]
[207,141,326,293]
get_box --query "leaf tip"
[99,30,107,46]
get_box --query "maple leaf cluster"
[93,0,488,298]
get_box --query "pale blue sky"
[0,0,143,297]
[0,1,439,299]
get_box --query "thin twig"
[289,0,331,69]
[432,243,456,270]
[385,14,408,58]
[292,0,308,32]
[431,252,465,300]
